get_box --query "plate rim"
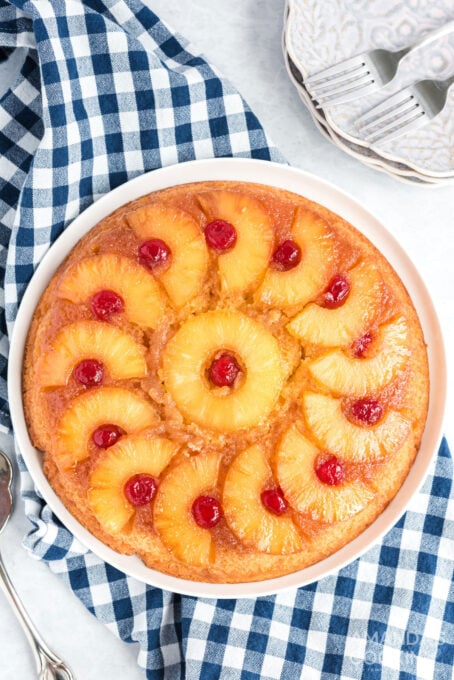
[8,157,446,599]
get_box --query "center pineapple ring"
[162,309,285,432]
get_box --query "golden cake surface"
[23,181,429,583]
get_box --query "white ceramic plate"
[282,41,450,187]
[8,158,446,599]
[286,0,454,178]
[281,18,453,186]
[282,7,452,186]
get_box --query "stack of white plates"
[284,0,454,185]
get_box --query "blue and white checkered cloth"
[0,1,453,678]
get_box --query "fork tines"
[357,90,426,143]
[305,55,377,105]
[313,74,376,103]
[305,56,367,86]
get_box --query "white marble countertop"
[1,1,452,678]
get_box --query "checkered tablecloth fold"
[0,1,452,678]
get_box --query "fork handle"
[437,74,454,89]
[0,550,75,679]
[406,19,454,56]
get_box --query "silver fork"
[357,75,454,145]
[304,20,454,107]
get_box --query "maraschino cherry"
[91,290,124,320]
[352,332,373,358]
[271,240,302,271]
[92,424,125,449]
[204,220,237,251]
[350,398,383,426]
[74,359,104,387]
[209,353,241,387]
[192,496,223,528]
[316,456,345,486]
[261,487,288,515]
[124,474,158,506]
[138,238,171,269]
[322,274,350,309]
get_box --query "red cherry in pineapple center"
[92,424,125,449]
[91,289,124,320]
[192,495,223,528]
[352,332,373,358]
[322,274,350,309]
[209,352,241,387]
[124,474,158,506]
[261,487,288,515]
[351,398,383,425]
[316,456,345,486]
[205,220,237,251]
[74,359,104,387]
[271,240,302,271]
[138,238,171,269]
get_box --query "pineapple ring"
[161,309,284,431]
[198,190,274,295]
[275,426,375,523]
[88,435,179,535]
[58,253,166,328]
[255,207,336,308]
[286,260,384,346]
[303,392,411,463]
[308,316,409,396]
[223,444,304,554]
[126,203,209,308]
[38,320,147,387]
[54,387,158,471]
[153,452,222,566]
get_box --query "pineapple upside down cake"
[23,181,429,583]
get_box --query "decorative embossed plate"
[283,44,448,186]
[286,0,454,178]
